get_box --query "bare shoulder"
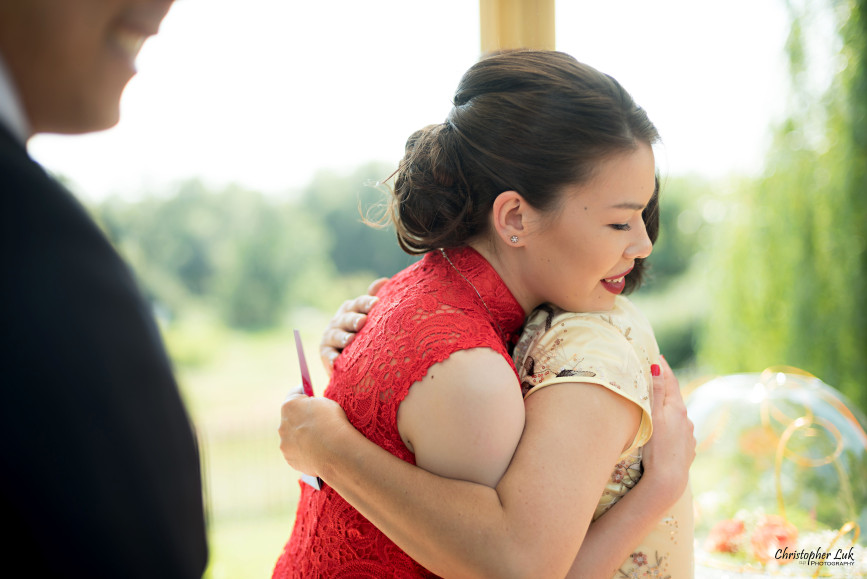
[398,348,525,488]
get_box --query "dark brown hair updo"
[390,50,661,293]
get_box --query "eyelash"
[610,223,632,231]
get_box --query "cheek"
[567,232,603,267]
[573,246,614,286]
[40,22,100,87]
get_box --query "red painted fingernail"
[651,364,661,377]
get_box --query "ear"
[491,190,538,247]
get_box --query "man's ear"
[491,190,537,247]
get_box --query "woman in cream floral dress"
[515,296,694,578]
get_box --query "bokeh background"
[27,0,866,576]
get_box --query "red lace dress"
[273,246,525,578]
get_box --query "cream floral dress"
[514,296,694,579]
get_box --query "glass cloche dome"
[686,368,867,577]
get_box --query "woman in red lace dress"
[274,50,695,578]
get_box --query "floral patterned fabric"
[514,296,695,578]
[273,246,525,578]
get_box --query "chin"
[90,114,122,133]
[583,296,618,314]
[67,108,122,135]
[38,101,122,135]
[71,85,125,133]
[85,101,123,132]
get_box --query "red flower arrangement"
[704,519,745,554]
[704,515,799,566]
[750,515,798,564]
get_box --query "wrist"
[316,417,361,483]
[634,472,685,515]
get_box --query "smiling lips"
[601,266,634,295]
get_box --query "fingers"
[339,294,380,318]
[320,349,339,378]
[320,294,380,375]
[318,282,386,377]
[284,384,306,403]
[659,356,685,408]
[650,360,666,416]
[332,297,378,339]
[658,355,672,375]
[280,386,308,434]
[367,277,389,296]
[319,323,358,375]
[331,286,382,340]
[325,314,365,344]
[277,393,349,475]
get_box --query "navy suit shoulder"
[0,126,208,578]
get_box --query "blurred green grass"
[163,312,332,577]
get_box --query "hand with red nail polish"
[644,356,696,505]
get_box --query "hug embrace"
[276,50,696,579]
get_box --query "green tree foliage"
[91,165,418,332]
[97,180,223,310]
[136,182,220,297]
[211,186,327,329]
[300,163,418,278]
[651,175,720,286]
[94,180,339,330]
[631,174,721,369]
[700,0,866,413]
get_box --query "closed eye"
[609,223,631,231]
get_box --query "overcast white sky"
[28,0,791,202]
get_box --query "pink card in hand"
[293,329,323,491]
[294,329,315,397]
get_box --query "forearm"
[317,423,534,578]
[566,477,675,579]
[287,383,657,578]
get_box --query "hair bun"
[390,123,477,253]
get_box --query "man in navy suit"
[0,2,207,577]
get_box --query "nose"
[625,222,653,260]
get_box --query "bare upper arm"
[494,382,643,569]
[397,348,525,488]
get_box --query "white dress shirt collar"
[0,50,32,145]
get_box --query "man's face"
[0,0,174,135]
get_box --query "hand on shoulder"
[641,357,696,505]
[320,277,388,375]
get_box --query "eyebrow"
[609,202,646,210]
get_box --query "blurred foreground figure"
[0,2,208,577]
